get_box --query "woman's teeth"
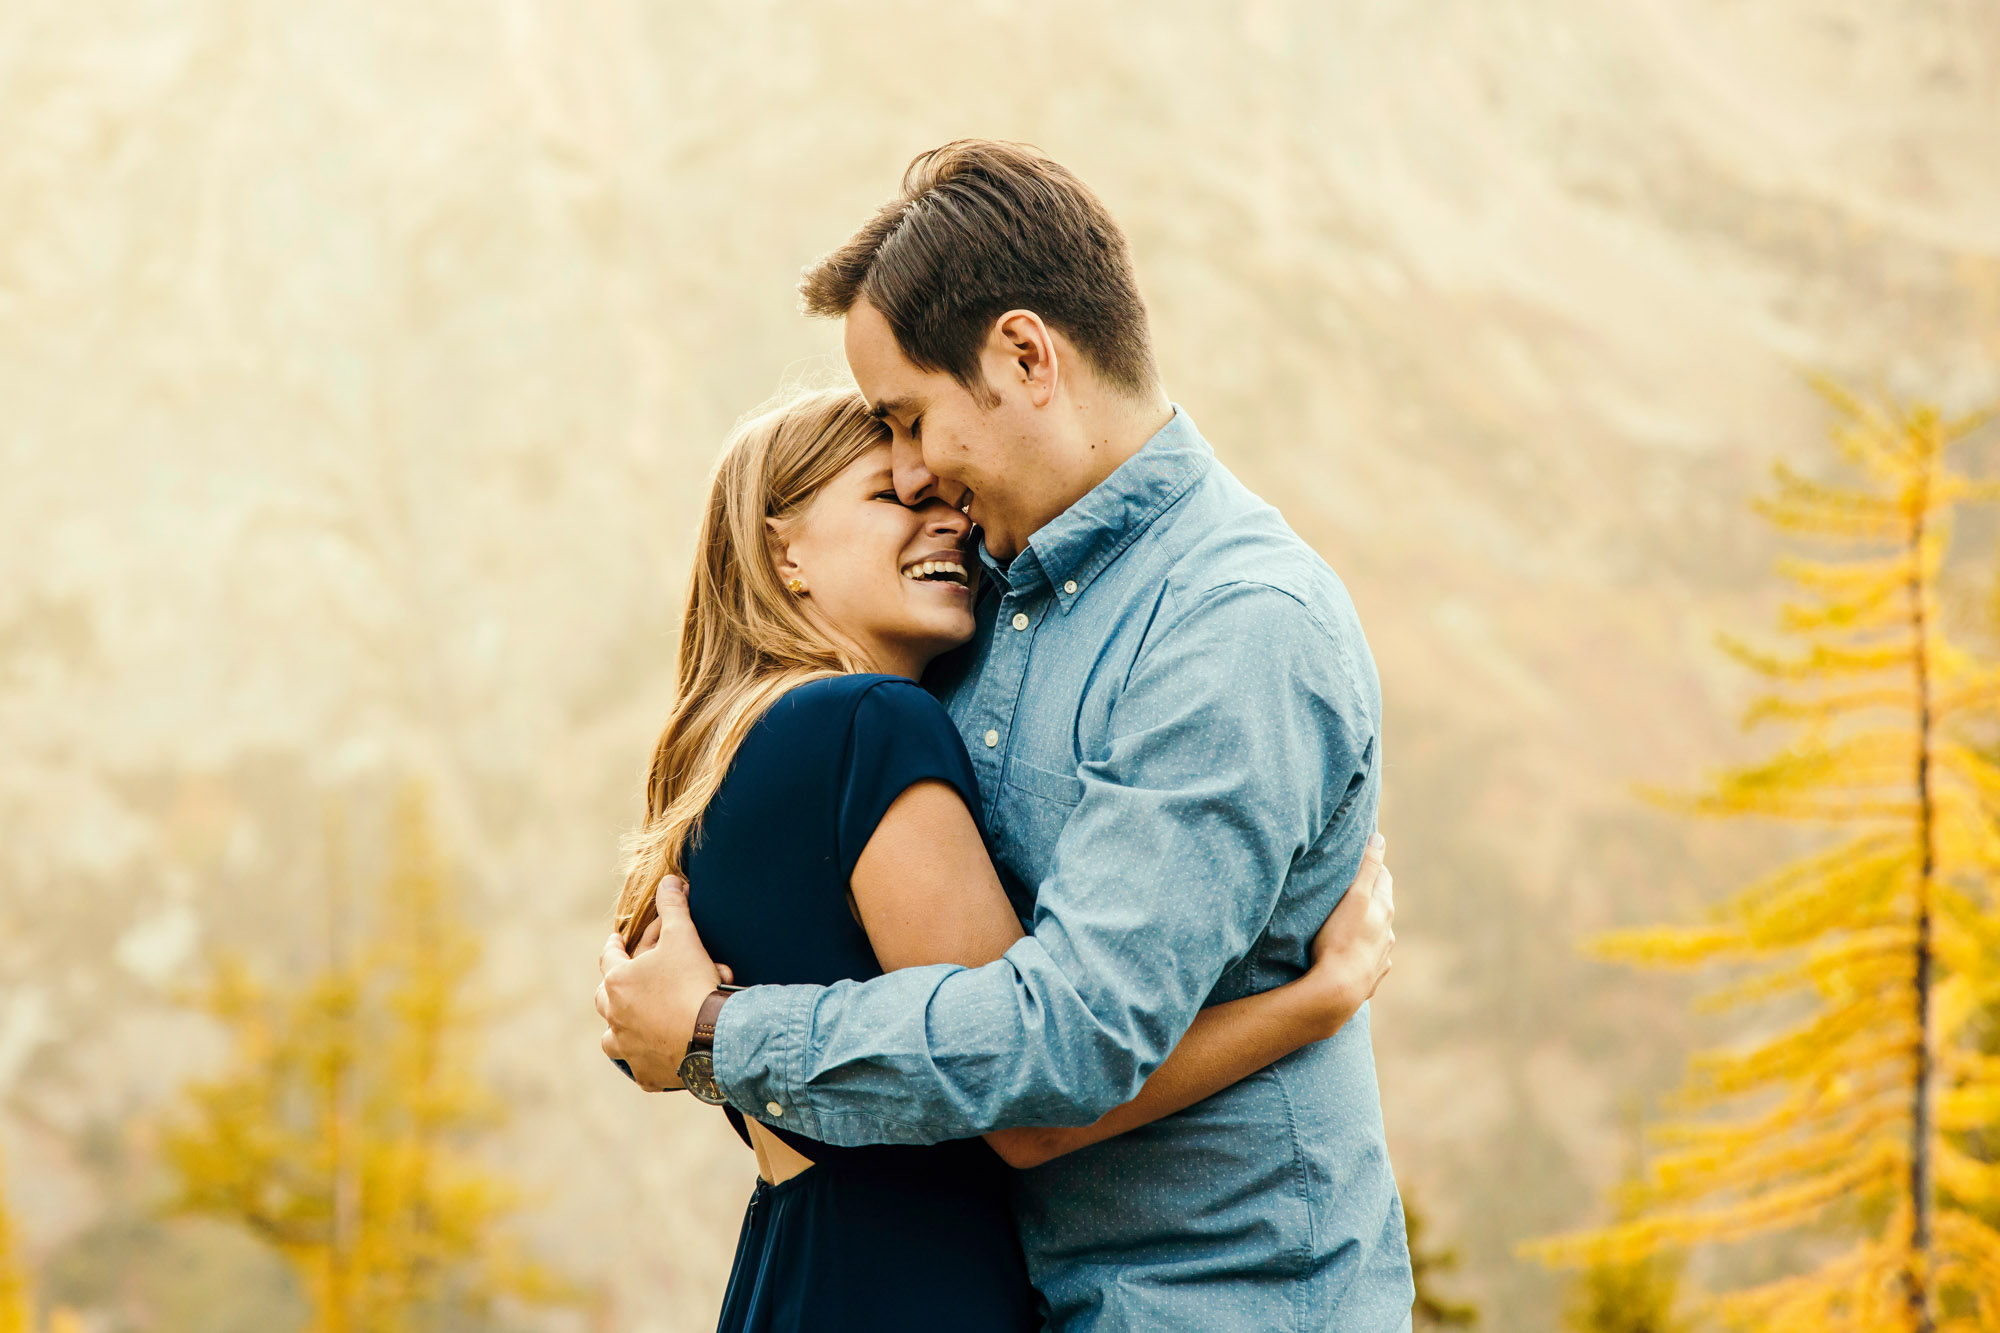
[903,560,968,585]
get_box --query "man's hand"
[596,876,727,1092]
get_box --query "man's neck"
[1069,388,1174,499]
[984,384,1174,562]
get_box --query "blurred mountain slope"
[1,2,1995,1328]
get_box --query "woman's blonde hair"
[612,386,890,948]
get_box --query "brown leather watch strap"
[689,988,730,1053]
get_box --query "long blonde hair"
[613,387,890,948]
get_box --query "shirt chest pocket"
[994,756,1085,885]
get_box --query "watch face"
[678,1050,726,1105]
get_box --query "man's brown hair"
[800,140,1157,399]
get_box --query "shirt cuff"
[711,982,825,1138]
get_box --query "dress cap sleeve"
[834,678,982,879]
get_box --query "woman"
[611,387,1395,1332]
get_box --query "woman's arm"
[847,780,1028,970]
[850,785,1394,1170]
[986,842,1392,1168]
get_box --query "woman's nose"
[920,501,969,538]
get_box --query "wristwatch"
[677,987,735,1105]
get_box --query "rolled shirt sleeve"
[713,581,1375,1144]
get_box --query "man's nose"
[892,433,971,510]
[891,433,939,506]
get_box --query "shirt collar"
[976,405,1212,612]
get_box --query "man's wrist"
[671,980,722,1056]
[706,982,826,1134]
[689,987,733,1051]
[676,986,739,1105]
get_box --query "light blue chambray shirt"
[714,409,1413,1332]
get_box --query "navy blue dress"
[683,674,1038,1333]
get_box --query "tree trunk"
[1906,466,1936,1333]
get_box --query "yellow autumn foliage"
[0,1151,79,1333]
[1563,1129,1686,1333]
[162,787,571,1333]
[0,1146,26,1333]
[1529,381,2000,1333]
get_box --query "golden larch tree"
[1562,1242,1683,1333]
[0,1150,77,1333]
[1561,1111,1685,1333]
[163,786,569,1333]
[0,1144,27,1333]
[1531,382,2000,1332]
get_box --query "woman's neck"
[813,623,925,681]
[852,644,926,681]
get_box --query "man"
[602,140,1413,1331]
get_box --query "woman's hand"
[1298,832,1395,1040]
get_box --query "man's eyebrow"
[870,397,912,420]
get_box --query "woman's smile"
[899,549,971,592]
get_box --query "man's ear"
[987,310,1058,407]
[765,516,802,585]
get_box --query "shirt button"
[983,729,999,748]
[1011,612,1030,631]
[766,1101,784,1118]
[1064,580,1078,594]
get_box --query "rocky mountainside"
[2,2,1995,1328]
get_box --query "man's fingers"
[632,914,664,957]
[1376,868,1394,913]
[716,963,735,986]
[599,932,630,978]
[655,874,691,922]
[595,981,613,1024]
[601,1027,622,1060]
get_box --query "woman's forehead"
[838,441,893,482]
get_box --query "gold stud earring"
[786,578,807,596]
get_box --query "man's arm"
[606,582,1378,1140]
[984,838,1393,1168]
